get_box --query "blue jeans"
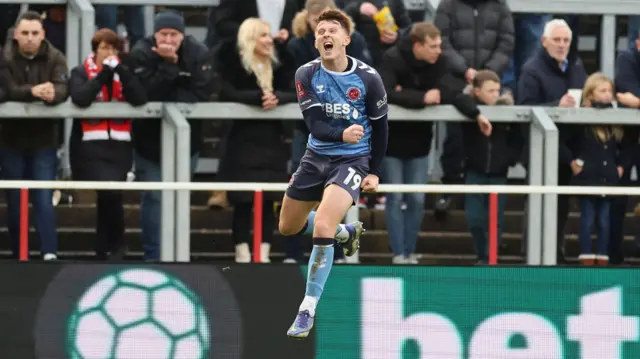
[95,5,144,48]
[464,170,507,261]
[381,156,429,256]
[284,129,344,261]
[1,148,58,256]
[502,14,551,96]
[579,196,610,256]
[134,152,199,261]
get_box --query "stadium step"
[2,228,639,261]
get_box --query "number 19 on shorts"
[343,167,362,190]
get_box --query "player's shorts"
[286,149,369,204]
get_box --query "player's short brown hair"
[409,22,440,44]
[472,70,501,88]
[317,9,352,33]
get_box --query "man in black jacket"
[517,18,587,263]
[3,11,67,261]
[452,70,521,264]
[433,0,514,216]
[129,10,214,261]
[378,22,452,264]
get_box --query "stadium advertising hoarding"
[1,263,639,358]
[316,266,640,359]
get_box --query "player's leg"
[278,194,319,236]
[280,150,362,243]
[287,184,355,339]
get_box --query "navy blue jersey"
[294,56,389,156]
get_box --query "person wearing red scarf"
[68,28,147,260]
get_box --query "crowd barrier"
[0,101,639,265]
[10,179,640,267]
[3,262,640,358]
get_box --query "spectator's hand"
[152,44,178,63]
[559,93,576,107]
[570,160,583,175]
[32,82,54,102]
[616,92,640,108]
[361,174,379,192]
[41,82,55,102]
[465,68,477,84]
[380,30,397,44]
[31,83,46,98]
[423,89,441,105]
[476,114,492,137]
[618,166,624,178]
[360,2,378,16]
[274,28,289,43]
[343,124,364,143]
[262,91,278,110]
[103,55,119,69]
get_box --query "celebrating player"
[278,9,389,338]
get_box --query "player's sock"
[297,211,316,236]
[300,238,334,316]
[296,211,348,240]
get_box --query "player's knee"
[313,217,336,238]
[278,217,300,236]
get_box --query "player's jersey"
[294,56,389,156]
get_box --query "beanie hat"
[154,11,185,33]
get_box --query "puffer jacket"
[434,0,514,78]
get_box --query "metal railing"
[0,101,636,265]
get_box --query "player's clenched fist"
[361,174,379,192]
[342,124,364,143]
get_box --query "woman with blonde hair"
[216,18,297,263]
[570,72,626,266]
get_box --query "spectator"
[3,11,68,260]
[94,6,145,49]
[570,73,624,266]
[501,14,552,98]
[517,18,588,263]
[612,40,640,264]
[629,17,640,52]
[433,0,514,216]
[336,0,412,66]
[283,0,371,263]
[216,18,297,263]
[68,29,147,260]
[213,0,304,46]
[378,22,448,264]
[289,0,371,67]
[452,70,520,264]
[129,10,213,261]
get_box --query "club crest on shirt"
[347,87,360,101]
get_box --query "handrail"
[0,101,637,124]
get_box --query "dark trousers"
[464,170,507,261]
[232,200,275,245]
[578,196,611,256]
[95,190,126,259]
[1,148,58,256]
[94,5,144,48]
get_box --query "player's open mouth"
[323,42,334,51]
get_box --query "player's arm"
[365,73,390,177]
[295,65,343,142]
